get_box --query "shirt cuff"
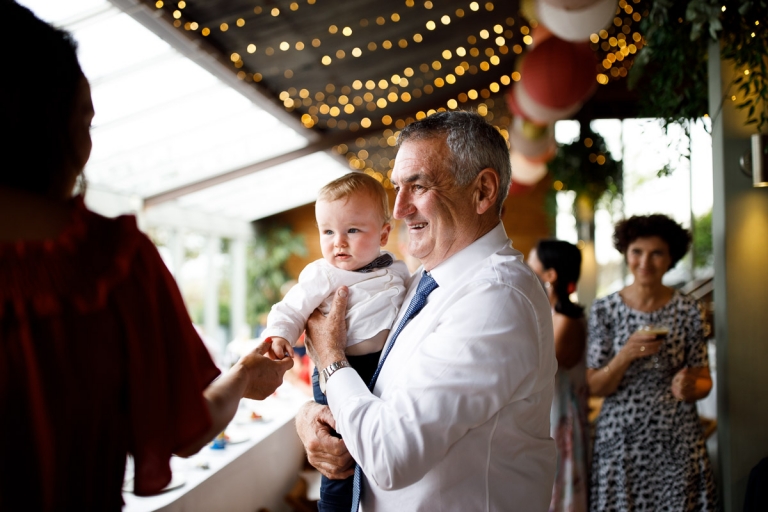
[326,367,370,414]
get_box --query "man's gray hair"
[396,110,511,214]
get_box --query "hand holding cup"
[623,326,664,361]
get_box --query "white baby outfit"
[263,251,411,348]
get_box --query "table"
[123,382,311,512]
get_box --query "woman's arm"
[176,342,294,457]
[671,297,712,402]
[553,314,586,370]
[586,332,661,397]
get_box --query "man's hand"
[236,341,294,400]
[305,286,349,369]
[296,402,355,479]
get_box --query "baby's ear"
[380,222,392,246]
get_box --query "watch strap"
[319,360,351,393]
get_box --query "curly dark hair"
[0,0,84,196]
[613,214,691,269]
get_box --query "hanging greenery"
[547,128,623,208]
[629,0,768,132]
[246,225,306,327]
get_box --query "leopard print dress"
[587,292,716,512]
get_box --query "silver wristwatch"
[319,360,351,394]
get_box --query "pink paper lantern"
[511,36,598,123]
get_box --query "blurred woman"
[528,239,589,512]
[0,3,292,510]
[586,214,715,511]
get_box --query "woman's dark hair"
[535,239,584,319]
[613,214,691,269]
[0,0,84,196]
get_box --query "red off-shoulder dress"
[0,199,221,511]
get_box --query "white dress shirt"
[263,252,410,347]
[327,223,557,511]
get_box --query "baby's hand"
[269,336,295,360]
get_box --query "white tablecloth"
[123,382,310,512]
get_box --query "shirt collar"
[425,222,509,288]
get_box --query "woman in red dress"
[0,2,293,510]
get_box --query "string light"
[267,16,517,123]
[153,0,643,183]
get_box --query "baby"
[263,172,410,512]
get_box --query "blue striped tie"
[350,271,439,511]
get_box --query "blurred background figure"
[585,214,716,511]
[528,239,589,512]
[0,2,292,510]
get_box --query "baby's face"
[316,192,391,271]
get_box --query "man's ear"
[474,168,500,215]
[380,222,392,246]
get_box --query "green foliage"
[630,0,768,131]
[720,1,768,129]
[246,224,307,326]
[547,127,623,208]
[629,1,710,130]
[218,278,231,328]
[693,209,713,268]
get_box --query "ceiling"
[115,0,642,194]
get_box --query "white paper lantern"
[537,0,618,42]
[510,150,549,185]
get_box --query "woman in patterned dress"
[586,214,716,511]
[528,240,589,512]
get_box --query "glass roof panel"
[19,0,347,221]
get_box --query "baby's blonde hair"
[317,172,391,224]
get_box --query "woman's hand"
[177,341,293,457]
[621,331,662,362]
[236,341,294,400]
[305,286,349,370]
[671,366,713,402]
[587,332,662,397]
[295,402,355,479]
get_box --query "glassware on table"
[635,324,669,370]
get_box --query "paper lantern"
[505,86,528,119]
[531,25,554,47]
[513,82,583,123]
[540,0,602,9]
[537,0,619,42]
[510,150,548,185]
[511,36,598,123]
[508,118,556,161]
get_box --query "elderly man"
[298,111,557,511]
